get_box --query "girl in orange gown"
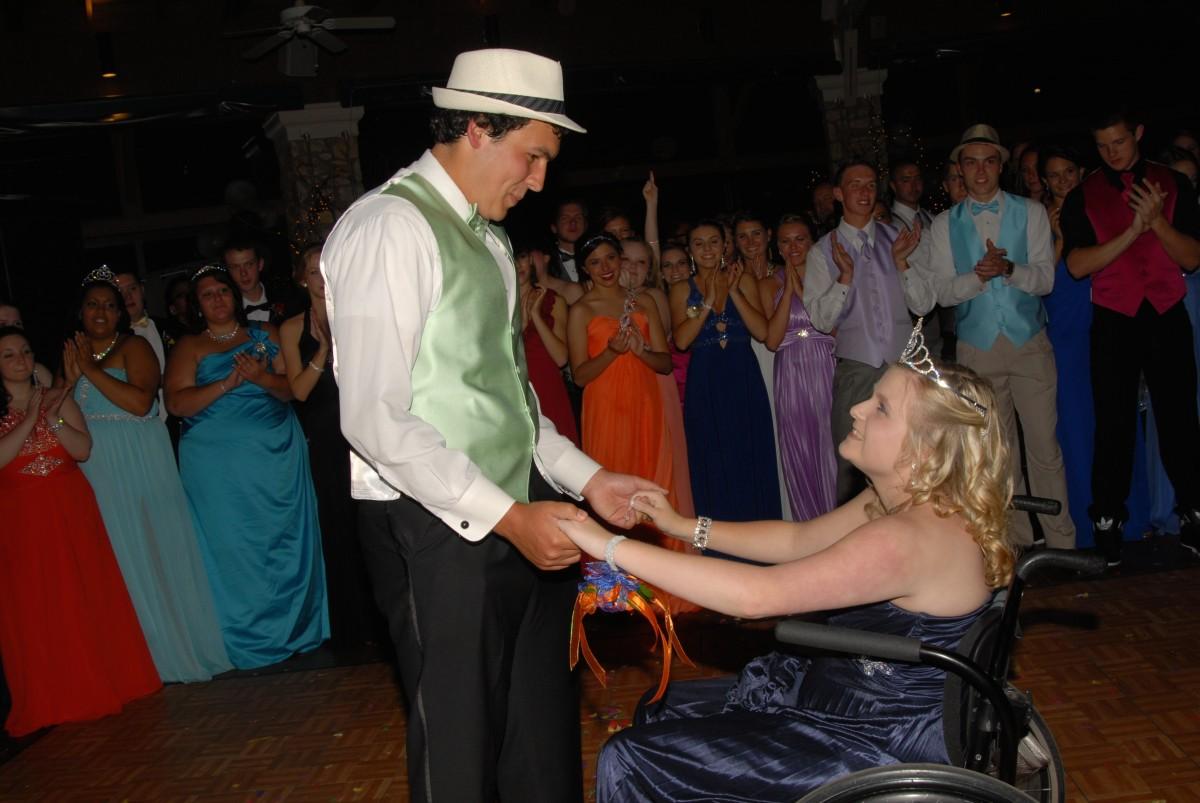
[567,234,696,613]
[0,327,160,737]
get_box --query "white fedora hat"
[949,123,1010,163]
[432,48,586,134]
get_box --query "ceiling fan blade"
[321,16,395,31]
[307,28,348,54]
[224,25,287,39]
[242,31,293,61]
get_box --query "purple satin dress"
[774,286,838,521]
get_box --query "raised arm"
[281,312,330,401]
[528,290,570,368]
[642,171,661,266]
[670,273,712,350]
[761,271,790,350]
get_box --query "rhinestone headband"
[579,232,619,256]
[81,265,120,289]
[900,318,988,417]
[190,264,228,282]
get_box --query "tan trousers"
[957,330,1076,549]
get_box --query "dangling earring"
[688,254,697,275]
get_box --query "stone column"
[812,68,889,173]
[264,102,365,248]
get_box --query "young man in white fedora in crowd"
[321,49,660,802]
[914,124,1074,551]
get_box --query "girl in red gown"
[517,249,578,445]
[0,327,160,737]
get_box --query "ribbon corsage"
[569,560,693,703]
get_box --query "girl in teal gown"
[170,267,328,669]
[69,273,231,682]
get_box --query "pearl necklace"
[92,334,120,362]
[206,324,240,343]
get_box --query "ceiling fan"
[225,2,395,76]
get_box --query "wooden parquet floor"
[2,554,1199,802]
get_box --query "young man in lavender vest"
[804,160,934,502]
[1061,109,1200,565]
[915,124,1074,551]
[321,49,660,802]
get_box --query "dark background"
[2,0,1196,359]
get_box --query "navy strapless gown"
[597,599,986,802]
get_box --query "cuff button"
[460,521,470,529]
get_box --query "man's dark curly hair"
[429,109,565,145]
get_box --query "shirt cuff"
[425,472,516,542]
[544,449,603,498]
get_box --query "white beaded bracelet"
[605,535,627,572]
[692,516,713,550]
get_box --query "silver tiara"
[82,265,120,289]
[190,264,228,282]
[901,318,988,417]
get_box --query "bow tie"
[245,302,272,314]
[970,200,999,216]
[559,250,575,262]
[466,204,490,240]
[132,316,151,329]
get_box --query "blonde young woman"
[560,335,1014,801]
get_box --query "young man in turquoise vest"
[1061,109,1200,565]
[321,49,661,802]
[915,124,1075,551]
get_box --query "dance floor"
[2,536,1200,802]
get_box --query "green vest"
[383,173,539,503]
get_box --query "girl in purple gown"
[760,214,837,521]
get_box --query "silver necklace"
[92,334,120,362]
[206,324,240,343]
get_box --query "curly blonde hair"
[868,362,1015,588]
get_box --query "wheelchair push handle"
[1010,495,1061,516]
[773,620,923,663]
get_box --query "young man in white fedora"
[914,124,1075,551]
[321,49,660,802]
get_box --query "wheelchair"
[775,496,1106,802]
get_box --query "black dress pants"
[358,470,582,803]
[1090,300,1200,520]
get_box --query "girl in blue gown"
[560,345,1015,801]
[166,266,328,670]
[68,271,230,682]
[671,220,781,523]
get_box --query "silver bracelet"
[692,516,713,550]
[605,535,628,572]
[308,360,326,373]
[47,417,65,434]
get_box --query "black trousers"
[358,470,582,803]
[1090,300,1200,520]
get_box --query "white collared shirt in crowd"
[320,150,601,538]
[131,315,169,421]
[242,287,272,323]
[891,202,933,232]
[913,191,1055,307]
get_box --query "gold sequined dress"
[0,406,160,736]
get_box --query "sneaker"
[1093,517,1124,567]
[1178,509,1200,558]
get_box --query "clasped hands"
[496,470,666,571]
[974,239,1012,283]
[1127,178,1166,235]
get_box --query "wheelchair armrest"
[773,620,923,663]
[1015,548,1108,581]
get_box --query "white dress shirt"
[321,150,601,539]
[913,192,1055,308]
[803,218,936,334]
[243,286,272,323]
[891,202,933,232]
[131,315,168,421]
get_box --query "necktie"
[466,204,489,240]
[857,229,871,262]
[245,302,272,314]
[970,200,1000,216]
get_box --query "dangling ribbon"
[568,560,694,703]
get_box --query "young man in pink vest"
[322,49,660,802]
[1062,109,1200,565]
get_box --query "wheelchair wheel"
[798,763,1038,802]
[1002,708,1065,803]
